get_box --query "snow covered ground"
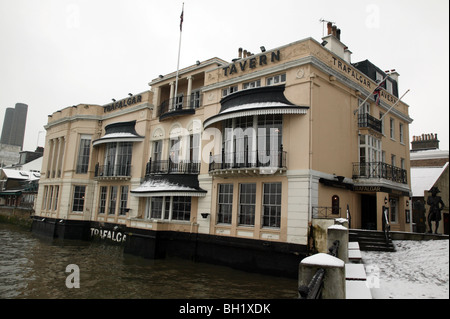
[361,239,449,299]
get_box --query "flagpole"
[174,2,184,111]
[353,74,389,115]
[379,89,410,121]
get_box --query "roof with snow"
[0,168,40,181]
[203,85,308,128]
[130,178,207,197]
[93,120,144,146]
[410,162,449,197]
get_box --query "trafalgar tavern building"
[32,24,413,278]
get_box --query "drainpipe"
[308,73,315,224]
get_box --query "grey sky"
[0,0,448,151]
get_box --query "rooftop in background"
[410,133,449,168]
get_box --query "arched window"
[332,195,340,215]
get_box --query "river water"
[0,223,298,299]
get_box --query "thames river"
[0,223,298,299]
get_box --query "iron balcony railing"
[352,162,407,184]
[312,206,342,219]
[145,158,200,176]
[157,95,202,118]
[358,113,382,133]
[209,149,287,172]
[94,163,131,177]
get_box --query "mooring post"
[298,253,346,299]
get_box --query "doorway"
[361,194,377,230]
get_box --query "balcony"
[94,163,131,180]
[358,113,382,134]
[352,162,407,184]
[145,159,200,176]
[209,149,287,175]
[158,96,202,121]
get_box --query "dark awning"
[131,179,207,197]
[203,85,308,128]
[93,120,144,146]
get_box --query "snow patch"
[361,239,449,299]
[301,253,344,268]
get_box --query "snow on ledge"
[301,253,345,268]
[328,224,348,230]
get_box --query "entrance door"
[361,195,377,230]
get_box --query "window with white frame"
[390,118,395,140]
[386,80,393,94]
[146,196,191,221]
[222,85,238,97]
[119,186,129,215]
[172,196,191,221]
[72,185,86,212]
[42,186,48,210]
[391,154,396,167]
[175,94,184,109]
[104,142,132,176]
[98,186,107,214]
[53,185,59,210]
[399,123,404,143]
[379,112,385,135]
[390,198,398,223]
[243,79,261,90]
[190,90,201,108]
[239,183,256,226]
[359,134,382,164]
[108,186,118,215]
[76,135,91,174]
[217,184,233,224]
[262,182,282,228]
[266,73,286,86]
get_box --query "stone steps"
[349,229,396,252]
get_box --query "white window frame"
[266,73,286,86]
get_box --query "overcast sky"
[0,0,448,151]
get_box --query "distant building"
[410,134,449,234]
[0,103,28,149]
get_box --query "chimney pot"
[327,22,332,35]
[332,25,337,37]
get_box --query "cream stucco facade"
[33,28,413,273]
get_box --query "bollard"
[298,253,345,299]
[327,224,349,263]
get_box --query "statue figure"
[426,187,445,234]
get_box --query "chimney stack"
[322,22,348,61]
[411,133,440,151]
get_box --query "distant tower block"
[0,103,28,149]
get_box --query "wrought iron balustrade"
[312,206,341,219]
[145,158,200,176]
[352,162,407,184]
[95,163,131,177]
[358,113,382,133]
[209,149,287,172]
[157,95,202,118]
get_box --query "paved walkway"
[345,242,372,299]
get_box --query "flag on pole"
[373,80,385,106]
[180,6,184,31]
